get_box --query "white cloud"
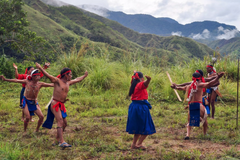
[189,29,210,39]
[171,31,182,36]
[59,0,240,30]
[216,26,239,40]
[78,5,109,17]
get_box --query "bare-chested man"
[36,63,88,148]
[0,69,53,133]
[206,65,219,119]
[172,72,224,139]
[13,63,50,121]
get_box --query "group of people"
[0,63,88,148]
[0,63,223,149]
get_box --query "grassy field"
[1,48,240,159]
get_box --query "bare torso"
[52,79,69,103]
[187,82,206,118]
[24,80,41,100]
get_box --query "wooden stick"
[166,71,182,102]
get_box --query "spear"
[166,71,182,102]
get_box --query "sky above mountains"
[59,0,240,30]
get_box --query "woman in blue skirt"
[126,71,156,150]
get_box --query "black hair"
[208,64,213,67]
[128,72,143,96]
[32,70,39,76]
[27,66,33,71]
[196,69,203,77]
[192,72,201,81]
[60,68,71,78]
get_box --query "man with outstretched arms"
[172,72,224,139]
[36,62,88,148]
[0,69,53,133]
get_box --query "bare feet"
[130,144,138,149]
[137,145,147,150]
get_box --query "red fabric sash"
[131,72,140,84]
[52,99,67,113]
[195,70,206,92]
[57,70,71,79]
[207,65,216,73]
[187,77,201,99]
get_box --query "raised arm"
[36,62,58,83]
[69,71,88,85]
[143,75,151,87]
[0,75,27,84]
[13,63,19,79]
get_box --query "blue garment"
[202,96,210,115]
[206,88,218,102]
[20,87,25,105]
[42,102,67,129]
[126,100,156,135]
[189,102,200,127]
[22,96,38,116]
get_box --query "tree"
[0,0,52,62]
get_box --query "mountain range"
[4,0,238,63]
[78,4,240,41]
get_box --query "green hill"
[207,37,240,55]
[20,0,214,63]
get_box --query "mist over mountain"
[78,4,240,41]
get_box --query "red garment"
[131,82,148,100]
[52,99,67,113]
[18,74,28,87]
[18,72,44,88]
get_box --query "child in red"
[126,71,156,150]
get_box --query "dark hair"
[208,64,213,67]
[27,66,33,71]
[32,69,39,76]
[60,68,71,78]
[196,69,203,77]
[128,72,143,96]
[192,72,201,81]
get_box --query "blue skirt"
[126,100,156,135]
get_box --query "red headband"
[57,70,71,78]
[207,65,216,73]
[131,73,140,84]
[195,70,206,92]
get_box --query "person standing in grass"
[206,65,219,119]
[13,63,50,121]
[126,71,156,150]
[36,63,88,148]
[172,72,224,140]
[0,69,54,133]
[171,69,218,116]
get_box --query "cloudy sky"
[59,0,240,30]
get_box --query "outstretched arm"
[36,62,58,83]
[175,85,187,91]
[171,82,191,88]
[143,75,151,87]
[199,72,224,88]
[69,71,88,85]
[39,82,54,88]
[0,75,27,84]
[13,63,19,79]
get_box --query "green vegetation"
[0,43,240,159]
[1,0,240,159]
